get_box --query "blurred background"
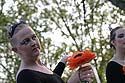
[0,0,125,83]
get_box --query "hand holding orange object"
[67,50,96,70]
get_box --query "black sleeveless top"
[106,61,125,83]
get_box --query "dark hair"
[9,21,26,38]
[110,26,123,49]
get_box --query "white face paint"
[14,26,41,61]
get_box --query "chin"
[33,53,40,57]
[32,50,40,56]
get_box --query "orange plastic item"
[67,50,96,70]
[123,66,125,75]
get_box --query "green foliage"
[0,0,125,83]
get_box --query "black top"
[17,62,66,83]
[106,61,125,83]
[17,69,65,83]
[53,62,66,77]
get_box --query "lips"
[32,46,40,52]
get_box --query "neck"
[114,48,125,60]
[20,58,43,68]
[112,49,125,65]
[20,60,37,68]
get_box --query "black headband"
[9,21,26,38]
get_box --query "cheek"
[19,46,32,54]
[116,39,124,45]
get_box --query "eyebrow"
[21,34,36,41]
[118,33,124,35]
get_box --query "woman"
[106,25,125,83]
[7,21,93,83]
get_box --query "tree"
[0,0,125,83]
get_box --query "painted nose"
[30,40,36,47]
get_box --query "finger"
[79,65,92,71]
[83,78,93,82]
[82,72,94,78]
[80,69,93,75]
[79,74,94,83]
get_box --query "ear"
[12,47,17,53]
[111,40,115,46]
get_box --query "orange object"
[67,50,96,70]
[123,66,125,75]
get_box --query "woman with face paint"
[106,25,125,83]
[6,21,94,83]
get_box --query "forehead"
[115,28,125,35]
[14,26,35,41]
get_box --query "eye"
[20,38,30,45]
[32,35,37,40]
[117,34,124,38]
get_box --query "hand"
[60,53,69,64]
[78,65,94,82]
[67,64,94,83]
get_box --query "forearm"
[53,62,66,77]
